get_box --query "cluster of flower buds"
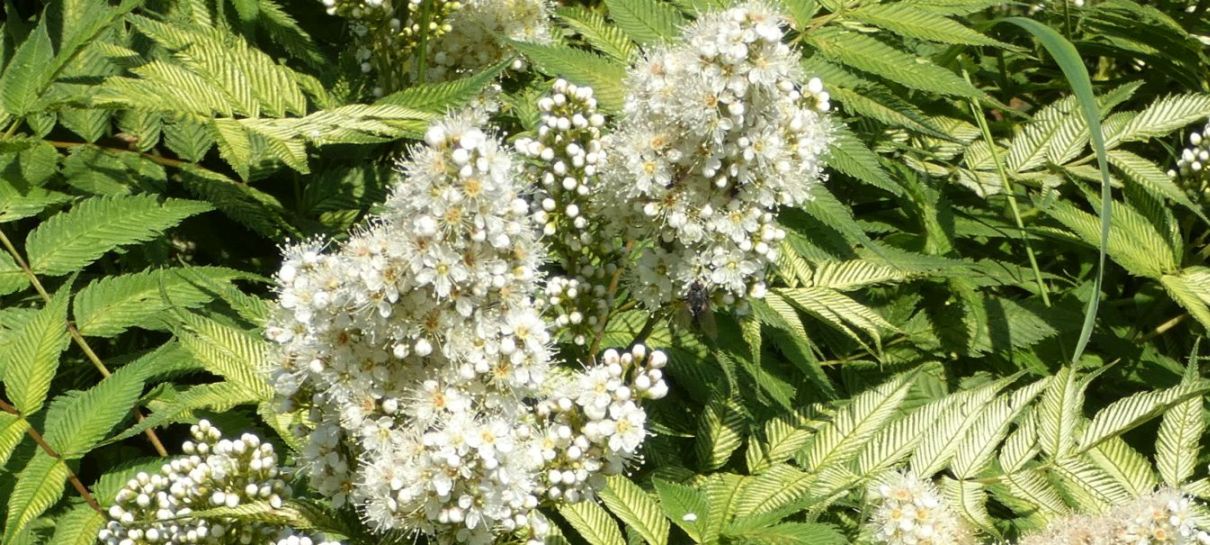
[98,421,342,545]
[1170,120,1210,206]
[517,79,608,259]
[272,532,345,545]
[319,0,461,94]
[516,80,617,345]
[864,471,974,545]
[425,0,553,82]
[597,1,831,311]
[803,77,831,113]
[267,110,668,545]
[1019,488,1210,545]
[536,345,668,502]
[540,273,611,346]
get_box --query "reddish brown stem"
[0,227,168,457]
[0,398,103,514]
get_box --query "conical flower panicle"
[267,111,667,545]
[597,1,832,311]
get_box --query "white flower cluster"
[517,80,613,345]
[597,1,831,310]
[1018,488,1210,545]
[1016,514,1103,545]
[98,420,341,545]
[1113,489,1210,545]
[425,0,553,82]
[864,471,974,545]
[1169,120,1210,206]
[318,0,553,93]
[267,111,667,545]
[535,345,668,502]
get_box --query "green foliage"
[806,27,982,99]
[174,312,273,400]
[603,0,685,45]
[72,266,258,337]
[1,285,70,415]
[24,195,212,276]
[3,454,69,544]
[508,41,628,112]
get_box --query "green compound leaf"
[1,285,70,415]
[2,453,69,544]
[560,498,626,545]
[806,27,980,98]
[42,368,146,457]
[25,195,213,276]
[1156,356,1206,487]
[74,266,257,337]
[848,3,1009,47]
[509,41,628,112]
[0,22,54,116]
[605,0,686,45]
[599,475,670,545]
[47,504,105,545]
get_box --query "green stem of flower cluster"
[415,0,434,82]
[588,240,638,360]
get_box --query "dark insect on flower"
[686,280,710,319]
[680,280,719,339]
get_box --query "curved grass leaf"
[1000,18,1110,365]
